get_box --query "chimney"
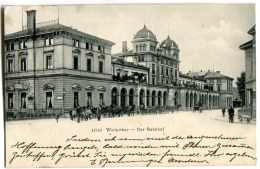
[200,70,202,72]
[208,70,210,72]
[122,41,127,53]
[26,10,37,31]
[216,71,220,74]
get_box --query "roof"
[111,57,149,70]
[134,25,156,40]
[205,72,233,80]
[188,71,207,77]
[248,25,256,35]
[239,40,253,50]
[160,35,178,49]
[5,23,115,45]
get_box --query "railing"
[22,19,59,30]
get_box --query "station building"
[4,10,234,114]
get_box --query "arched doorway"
[121,88,127,107]
[194,93,197,106]
[158,91,162,106]
[186,92,189,109]
[146,90,150,107]
[111,87,118,106]
[163,91,167,106]
[129,88,134,106]
[152,91,156,106]
[209,95,212,108]
[190,93,193,109]
[139,89,145,106]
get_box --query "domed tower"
[132,25,158,53]
[159,35,180,85]
[160,35,179,60]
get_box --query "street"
[5,108,256,167]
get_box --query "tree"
[236,71,245,106]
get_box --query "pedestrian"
[69,109,73,120]
[97,106,101,121]
[55,110,60,123]
[228,106,234,123]
[222,107,226,117]
[72,108,76,121]
[76,105,81,123]
[86,108,92,121]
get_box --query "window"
[46,92,53,109]
[99,93,104,105]
[98,46,104,53]
[21,93,26,109]
[143,44,146,51]
[74,92,79,108]
[170,60,173,66]
[138,55,144,62]
[86,42,93,50]
[217,85,221,91]
[87,92,92,107]
[99,61,103,73]
[87,59,91,71]
[217,79,221,82]
[152,76,155,85]
[170,68,173,76]
[152,56,155,62]
[6,43,14,51]
[7,59,14,72]
[161,66,164,75]
[166,68,169,76]
[46,55,53,69]
[74,56,78,69]
[19,41,27,49]
[175,69,178,79]
[20,58,26,71]
[139,44,143,51]
[152,64,156,74]
[45,38,53,46]
[73,39,79,47]
[8,93,13,109]
[136,45,139,52]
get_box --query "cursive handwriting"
[8,134,256,167]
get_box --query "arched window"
[111,87,118,106]
[143,44,146,51]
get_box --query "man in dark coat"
[97,106,101,121]
[76,106,81,123]
[222,107,226,117]
[228,106,234,123]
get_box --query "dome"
[134,25,156,40]
[160,36,178,49]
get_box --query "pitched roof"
[205,72,233,80]
[5,23,115,45]
[248,25,256,35]
[239,40,253,50]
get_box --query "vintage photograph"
[3,4,256,168]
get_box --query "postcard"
[3,4,256,168]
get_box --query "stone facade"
[4,10,235,115]
[239,25,256,117]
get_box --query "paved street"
[5,108,256,168]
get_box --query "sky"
[4,4,255,86]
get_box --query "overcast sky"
[4,4,255,86]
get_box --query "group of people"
[68,106,102,123]
[222,106,235,123]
